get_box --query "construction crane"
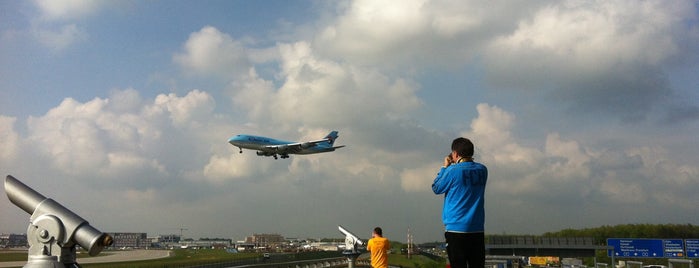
[179,228,188,238]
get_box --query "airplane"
[228,131,345,159]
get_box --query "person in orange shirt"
[367,227,390,268]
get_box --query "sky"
[1,0,699,244]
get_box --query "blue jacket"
[432,161,487,233]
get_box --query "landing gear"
[238,147,243,153]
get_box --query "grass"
[2,250,443,268]
[0,251,26,262]
[81,249,259,268]
[0,249,259,268]
[387,253,446,268]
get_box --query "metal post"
[343,252,361,268]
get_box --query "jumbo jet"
[228,131,345,159]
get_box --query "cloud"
[400,165,436,192]
[315,0,429,63]
[466,104,541,165]
[0,116,20,162]
[2,1,698,239]
[33,0,104,21]
[173,26,252,79]
[312,0,552,68]
[152,90,215,127]
[484,0,699,121]
[226,40,424,137]
[20,89,225,189]
[202,153,274,183]
[487,1,693,78]
[27,0,112,51]
[32,24,87,51]
[3,89,698,239]
[458,104,699,213]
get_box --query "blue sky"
[1,0,699,243]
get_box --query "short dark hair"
[374,227,383,236]
[451,137,474,157]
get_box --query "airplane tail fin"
[324,131,340,146]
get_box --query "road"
[0,249,171,267]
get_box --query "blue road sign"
[687,239,699,258]
[664,239,684,257]
[608,239,663,258]
[608,238,685,258]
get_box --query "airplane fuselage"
[227,131,344,159]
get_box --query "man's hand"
[443,155,452,168]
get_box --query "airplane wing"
[261,137,332,154]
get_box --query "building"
[245,233,286,248]
[0,233,27,248]
[180,239,232,249]
[109,232,150,249]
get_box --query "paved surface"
[0,249,172,267]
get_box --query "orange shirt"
[367,236,390,268]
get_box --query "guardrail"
[184,256,371,268]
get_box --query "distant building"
[0,233,27,248]
[155,234,181,244]
[109,232,149,248]
[245,233,286,248]
[180,239,231,249]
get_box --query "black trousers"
[445,231,485,268]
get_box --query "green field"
[388,253,446,268]
[82,249,259,268]
[1,250,441,268]
[0,249,259,268]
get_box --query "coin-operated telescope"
[337,225,364,268]
[4,175,113,268]
[338,225,363,254]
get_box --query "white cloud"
[3,0,698,239]
[312,0,547,68]
[152,90,215,127]
[487,1,690,77]
[221,40,426,143]
[466,103,541,165]
[202,153,269,183]
[28,0,113,51]
[0,116,20,162]
[482,0,697,121]
[33,24,87,51]
[33,0,104,21]
[22,89,220,183]
[316,0,429,60]
[465,103,699,209]
[27,98,110,175]
[400,165,436,192]
[242,41,422,129]
[173,26,252,79]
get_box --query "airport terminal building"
[0,233,27,248]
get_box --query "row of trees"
[542,223,699,244]
[541,223,699,266]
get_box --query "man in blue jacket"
[432,137,487,268]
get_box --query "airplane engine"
[256,151,267,156]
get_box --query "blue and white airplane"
[228,131,345,159]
